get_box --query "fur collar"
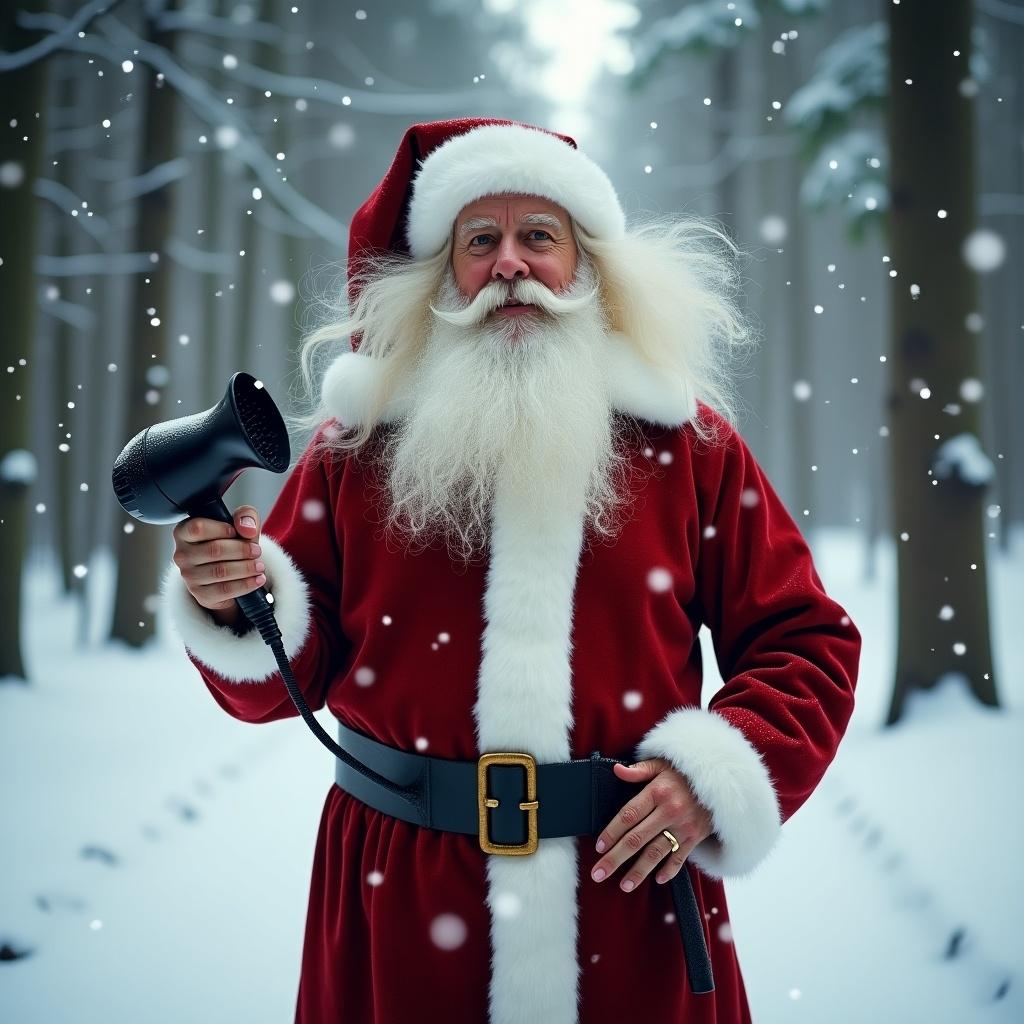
[320,331,697,430]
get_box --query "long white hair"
[287,211,760,458]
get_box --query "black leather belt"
[332,717,714,994]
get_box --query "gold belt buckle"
[477,752,539,856]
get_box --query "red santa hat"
[346,118,626,324]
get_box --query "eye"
[528,230,552,241]
[469,234,494,247]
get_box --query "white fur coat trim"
[476,465,591,1024]
[633,706,783,880]
[406,123,625,259]
[160,534,312,683]
[320,330,697,432]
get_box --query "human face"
[450,193,578,321]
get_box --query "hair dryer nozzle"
[111,372,291,525]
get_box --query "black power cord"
[235,587,420,808]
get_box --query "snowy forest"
[1,0,1022,1022]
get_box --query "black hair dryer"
[110,373,411,793]
[112,372,289,640]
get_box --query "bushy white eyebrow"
[457,212,564,238]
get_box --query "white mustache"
[429,275,599,328]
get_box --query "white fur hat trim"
[406,123,626,259]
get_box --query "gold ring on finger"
[662,829,680,854]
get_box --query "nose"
[491,235,529,282]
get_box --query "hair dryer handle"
[187,495,235,528]
[185,495,280,638]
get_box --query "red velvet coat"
[163,337,861,1024]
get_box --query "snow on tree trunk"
[884,0,999,721]
[0,0,47,682]
[109,1,182,647]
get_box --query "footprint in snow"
[0,940,35,963]
[80,845,119,867]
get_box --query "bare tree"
[0,0,48,682]
[884,0,998,720]
[108,0,182,645]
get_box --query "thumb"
[234,506,260,539]
[614,759,658,779]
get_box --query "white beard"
[365,253,638,564]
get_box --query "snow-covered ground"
[1,528,1021,1022]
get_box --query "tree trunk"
[51,62,84,598]
[0,1,48,682]
[884,0,998,722]
[109,2,181,646]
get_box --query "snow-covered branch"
[660,132,797,189]
[50,121,117,157]
[43,15,345,249]
[161,10,430,94]
[630,0,759,81]
[253,199,318,240]
[111,157,190,202]
[155,9,286,46]
[37,252,156,276]
[185,38,505,114]
[163,236,234,275]
[0,0,125,71]
[977,0,1024,27]
[38,295,96,332]
[34,178,112,244]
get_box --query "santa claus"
[163,118,861,1024]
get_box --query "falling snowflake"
[492,891,522,919]
[646,567,673,593]
[959,378,984,402]
[962,229,1005,272]
[328,123,356,149]
[302,498,325,521]
[0,449,38,484]
[354,666,376,687]
[0,161,25,188]
[215,125,240,149]
[430,913,467,950]
[759,215,787,244]
[146,365,170,387]
[269,279,296,305]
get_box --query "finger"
[617,828,690,892]
[655,847,693,886]
[613,759,666,780]
[176,516,238,546]
[591,803,678,885]
[594,760,673,854]
[193,569,267,608]
[189,535,262,569]
[191,551,266,587]
[594,773,659,856]
[233,505,260,540]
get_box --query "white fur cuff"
[633,707,783,879]
[160,534,313,683]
